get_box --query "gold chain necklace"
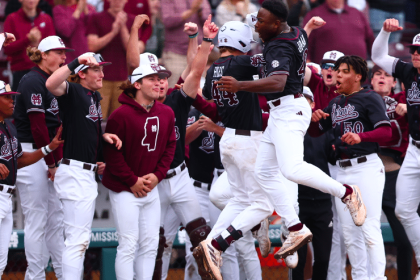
[335,87,364,97]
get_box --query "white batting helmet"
[218,21,255,53]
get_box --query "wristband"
[48,165,56,169]
[67,58,81,72]
[202,37,213,42]
[41,147,48,156]
[3,32,7,44]
[45,145,53,153]
[189,32,198,39]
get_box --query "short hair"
[261,0,289,22]
[333,55,368,83]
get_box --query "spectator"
[302,0,374,64]
[53,0,96,63]
[3,0,55,91]
[87,0,148,119]
[144,0,165,59]
[161,0,211,87]
[367,0,407,42]
[215,0,258,27]
[5,0,53,19]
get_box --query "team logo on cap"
[271,60,279,68]
[31,94,42,106]
[150,64,162,72]
[330,52,337,60]
[221,26,226,32]
[0,136,18,161]
[85,98,103,122]
[148,55,156,63]
[47,98,59,115]
[59,38,65,46]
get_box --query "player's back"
[203,54,262,131]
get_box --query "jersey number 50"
[212,80,239,107]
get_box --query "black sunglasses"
[321,63,335,70]
[409,45,420,55]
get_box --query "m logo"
[142,117,159,151]
[150,64,161,72]
[415,35,420,43]
[31,94,42,106]
[330,52,337,59]
[148,55,156,63]
[59,38,65,46]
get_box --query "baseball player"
[202,3,366,276]
[102,64,175,280]
[0,80,63,277]
[371,18,420,278]
[13,35,73,280]
[370,65,412,280]
[309,55,391,280]
[45,53,122,280]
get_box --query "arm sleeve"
[28,113,55,165]
[161,0,185,30]
[153,114,177,182]
[371,28,398,75]
[192,94,219,122]
[104,117,139,187]
[359,125,392,143]
[307,67,322,93]
[53,6,77,39]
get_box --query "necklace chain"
[280,26,291,35]
[335,87,364,97]
[141,101,154,110]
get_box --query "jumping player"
[102,64,175,280]
[309,55,391,280]
[0,80,64,277]
[45,53,122,280]
[371,18,420,279]
[13,35,73,280]
[206,1,366,271]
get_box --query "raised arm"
[182,15,218,99]
[126,15,150,75]
[371,19,402,74]
[181,22,199,81]
[46,55,99,96]
[216,74,287,94]
[303,16,326,38]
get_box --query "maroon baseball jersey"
[102,92,176,193]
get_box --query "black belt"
[61,158,98,172]
[412,139,420,149]
[235,129,251,136]
[32,143,38,150]
[166,162,186,179]
[193,180,211,191]
[270,93,304,108]
[339,156,367,168]
[0,185,15,195]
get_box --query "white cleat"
[275,225,312,260]
[193,240,223,280]
[280,233,298,268]
[342,185,367,226]
[252,218,271,258]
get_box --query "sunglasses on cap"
[321,63,335,70]
[93,53,105,63]
[409,45,420,55]
[0,84,12,93]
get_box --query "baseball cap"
[38,36,74,52]
[0,81,19,95]
[218,21,256,53]
[129,64,171,83]
[409,33,420,47]
[246,12,258,29]
[140,52,159,66]
[321,50,344,64]
[74,52,112,74]
[303,86,314,102]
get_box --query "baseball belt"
[412,139,420,149]
[0,185,15,195]
[166,162,186,179]
[269,93,305,109]
[61,158,98,172]
[235,129,251,136]
[338,156,367,168]
[193,180,211,191]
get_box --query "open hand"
[103,133,122,149]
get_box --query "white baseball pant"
[327,163,347,280]
[17,143,64,280]
[110,188,160,280]
[54,160,98,280]
[0,186,14,276]
[254,96,347,228]
[209,128,274,239]
[395,138,420,267]
[335,153,386,280]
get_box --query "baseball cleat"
[252,218,271,258]
[280,234,298,269]
[274,225,312,260]
[342,185,367,226]
[193,240,223,280]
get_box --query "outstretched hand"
[103,133,122,150]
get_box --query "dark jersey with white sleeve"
[0,121,23,185]
[262,26,308,101]
[187,109,214,184]
[56,82,103,164]
[202,55,262,131]
[14,67,61,142]
[318,89,390,158]
[392,59,420,140]
[163,88,195,169]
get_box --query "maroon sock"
[341,184,353,199]
[211,239,223,251]
[288,223,303,232]
[251,223,261,232]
